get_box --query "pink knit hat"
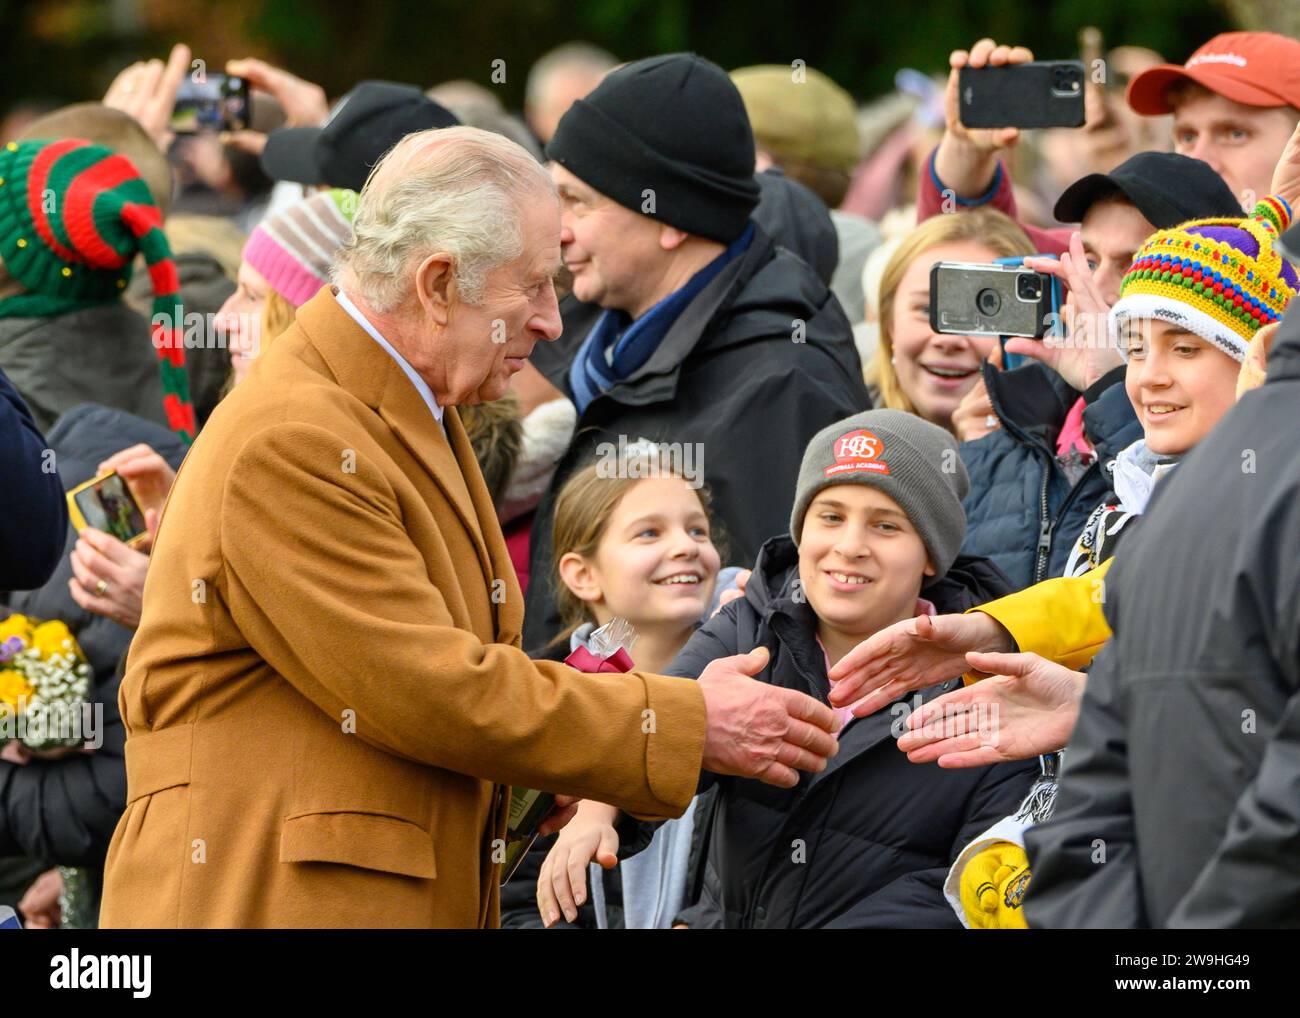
[243,188,355,308]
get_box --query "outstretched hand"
[897,650,1084,767]
[826,610,1016,717]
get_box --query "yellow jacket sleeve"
[963,558,1113,681]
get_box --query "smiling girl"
[500,443,735,928]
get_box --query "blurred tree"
[0,0,1242,126]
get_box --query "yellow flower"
[0,613,32,646]
[32,619,81,661]
[0,668,32,708]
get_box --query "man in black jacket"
[1024,302,1300,928]
[524,54,871,649]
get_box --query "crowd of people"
[1,27,1298,930]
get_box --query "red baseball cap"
[1127,31,1300,115]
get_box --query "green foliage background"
[0,0,1241,114]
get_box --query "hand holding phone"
[958,61,1086,130]
[171,72,250,134]
[65,471,151,548]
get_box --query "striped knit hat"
[1110,196,1298,363]
[242,189,355,309]
[0,138,195,443]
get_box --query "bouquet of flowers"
[0,613,92,752]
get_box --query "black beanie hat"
[546,53,761,244]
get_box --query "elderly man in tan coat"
[98,127,838,928]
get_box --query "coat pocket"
[279,810,436,879]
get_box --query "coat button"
[754,906,767,923]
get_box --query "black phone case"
[958,61,1086,130]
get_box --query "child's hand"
[536,801,620,927]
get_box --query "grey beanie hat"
[789,409,970,577]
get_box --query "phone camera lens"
[976,288,1001,317]
[1054,65,1082,92]
[1016,274,1042,302]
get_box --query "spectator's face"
[799,485,933,644]
[563,476,721,631]
[215,260,268,386]
[552,163,666,317]
[889,240,1001,427]
[432,190,564,405]
[1080,199,1155,306]
[1121,319,1240,456]
[1170,91,1298,206]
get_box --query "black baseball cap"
[1053,151,1242,229]
[261,81,459,193]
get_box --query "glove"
[959,840,1031,929]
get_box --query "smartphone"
[930,262,1054,339]
[958,61,1086,129]
[171,72,250,134]
[65,471,150,548]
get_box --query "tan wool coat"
[98,288,707,928]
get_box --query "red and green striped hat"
[0,137,195,444]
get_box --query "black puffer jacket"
[1025,307,1300,929]
[654,535,1038,928]
[524,223,871,649]
[959,362,1140,589]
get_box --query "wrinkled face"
[798,485,934,644]
[215,260,268,385]
[1080,199,1157,306]
[551,162,666,316]
[432,189,564,405]
[1170,90,1298,205]
[1120,319,1240,456]
[889,240,1002,427]
[572,476,722,630]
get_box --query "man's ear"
[558,551,603,605]
[414,251,456,325]
[659,223,691,252]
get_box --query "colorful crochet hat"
[242,188,355,309]
[1110,195,1298,363]
[0,137,195,443]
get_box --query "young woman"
[867,208,1034,431]
[537,410,1037,928]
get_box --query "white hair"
[332,126,555,313]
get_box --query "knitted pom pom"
[1254,195,1292,235]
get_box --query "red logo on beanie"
[824,428,890,478]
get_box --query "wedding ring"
[95,579,109,597]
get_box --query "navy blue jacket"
[0,367,67,592]
[959,362,1140,590]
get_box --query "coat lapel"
[293,290,504,622]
